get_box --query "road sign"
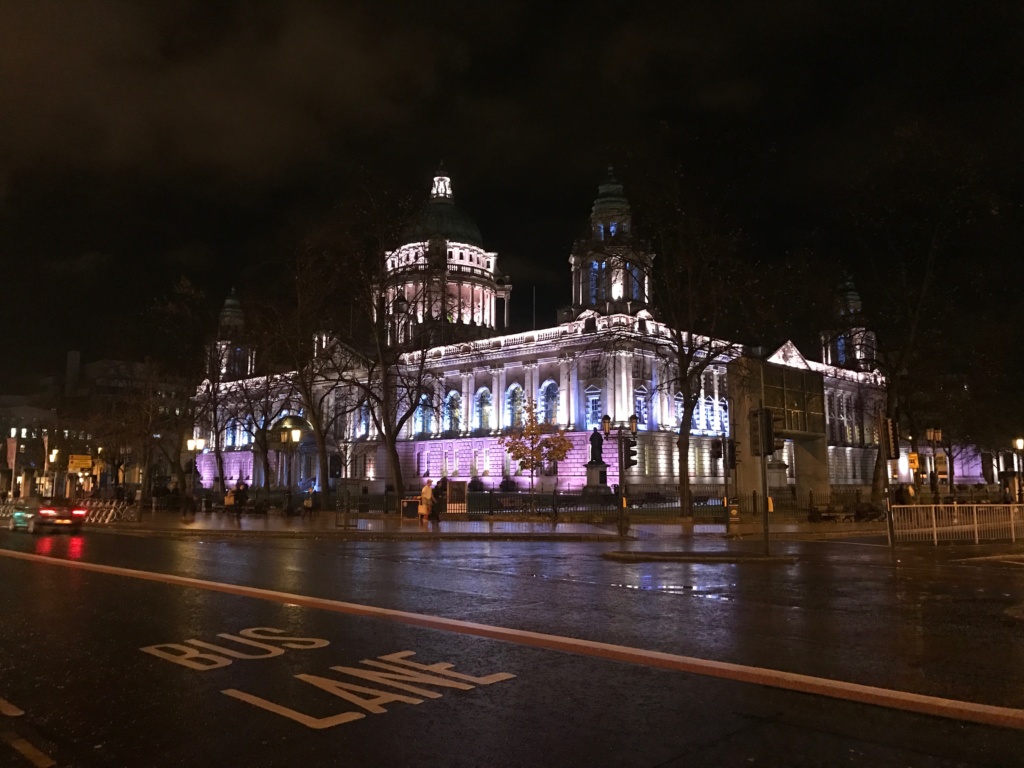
[907,452,919,470]
[68,454,92,472]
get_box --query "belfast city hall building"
[198,168,894,504]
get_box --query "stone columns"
[497,366,507,427]
[567,356,579,429]
[605,356,616,421]
[490,367,501,427]
[558,357,570,426]
[524,362,538,404]
[434,378,445,436]
[461,371,472,433]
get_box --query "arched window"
[444,391,462,433]
[674,393,685,427]
[413,394,432,435]
[540,381,559,425]
[358,403,370,438]
[475,388,492,431]
[703,395,715,431]
[718,398,730,435]
[589,261,600,304]
[506,384,524,428]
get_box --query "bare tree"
[843,124,991,502]
[632,167,773,514]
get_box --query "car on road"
[7,497,86,534]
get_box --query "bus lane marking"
[140,628,515,728]
[0,698,24,717]
[3,547,1024,732]
[1,731,55,768]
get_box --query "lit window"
[541,382,559,424]
[634,390,648,428]
[507,385,524,428]
[444,392,462,432]
[585,387,602,430]
[476,389,492,431]
[414,395,433,435]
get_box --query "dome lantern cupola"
[382,164,512,346]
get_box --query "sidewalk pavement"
[90,509,891,542]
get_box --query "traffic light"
[751,408,784,456]
[883,417,900,459]
[726,439,737,469]
[625,437,639,468]
[710,440,723,460]
[749,410,763,456]
[769,411,785,453]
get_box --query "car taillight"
[39,508,57,516]
[72,508,86,516]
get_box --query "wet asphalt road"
[0,530,1023,767]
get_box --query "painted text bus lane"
[141,627,516,729]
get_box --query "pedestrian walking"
[418,479,433,524]
[431,477,447,522]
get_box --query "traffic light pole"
[603,414,638,537]
[881,406,897,548]
[617,429,627,536]
[758,404,770,556]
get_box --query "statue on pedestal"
[589,428,603,464]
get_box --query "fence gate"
[447,481,468,515]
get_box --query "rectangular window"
[586,394,602,429]
[635,395,648,427]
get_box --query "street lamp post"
[925,428,942,500]
[602,413,638,536]
[49,449,59,497]
[186,437,205,505]
[1014,438,1023,503]
[281,427,302,513]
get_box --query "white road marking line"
[1,731,56,768]
[0,698,24,717]
[2,548,1023,731]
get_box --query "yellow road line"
[1,731,55,768]
[0,698,23,717]
[2,548,1023,731]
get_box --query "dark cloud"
[0,0,1021,384]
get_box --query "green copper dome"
[402,167,484,248]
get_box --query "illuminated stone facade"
[198,168,892,496]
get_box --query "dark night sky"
[1,1,1021,388]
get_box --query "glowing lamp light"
[291,429,302,444]
[611,271,624,300]
[1015,438,1023,451]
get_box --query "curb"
[602,551,798,564]
[86,526,629,542]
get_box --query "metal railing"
[0,500,139,524]
[892,504,1023,545]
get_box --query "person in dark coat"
[431,477,447,521]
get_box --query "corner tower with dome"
[382,165,512,347]
[569,168,653,319]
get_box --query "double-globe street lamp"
[187,437,205,505]
[272,415,310,514]
[602,413,638,536]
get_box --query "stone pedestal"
[582,461,612,498]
